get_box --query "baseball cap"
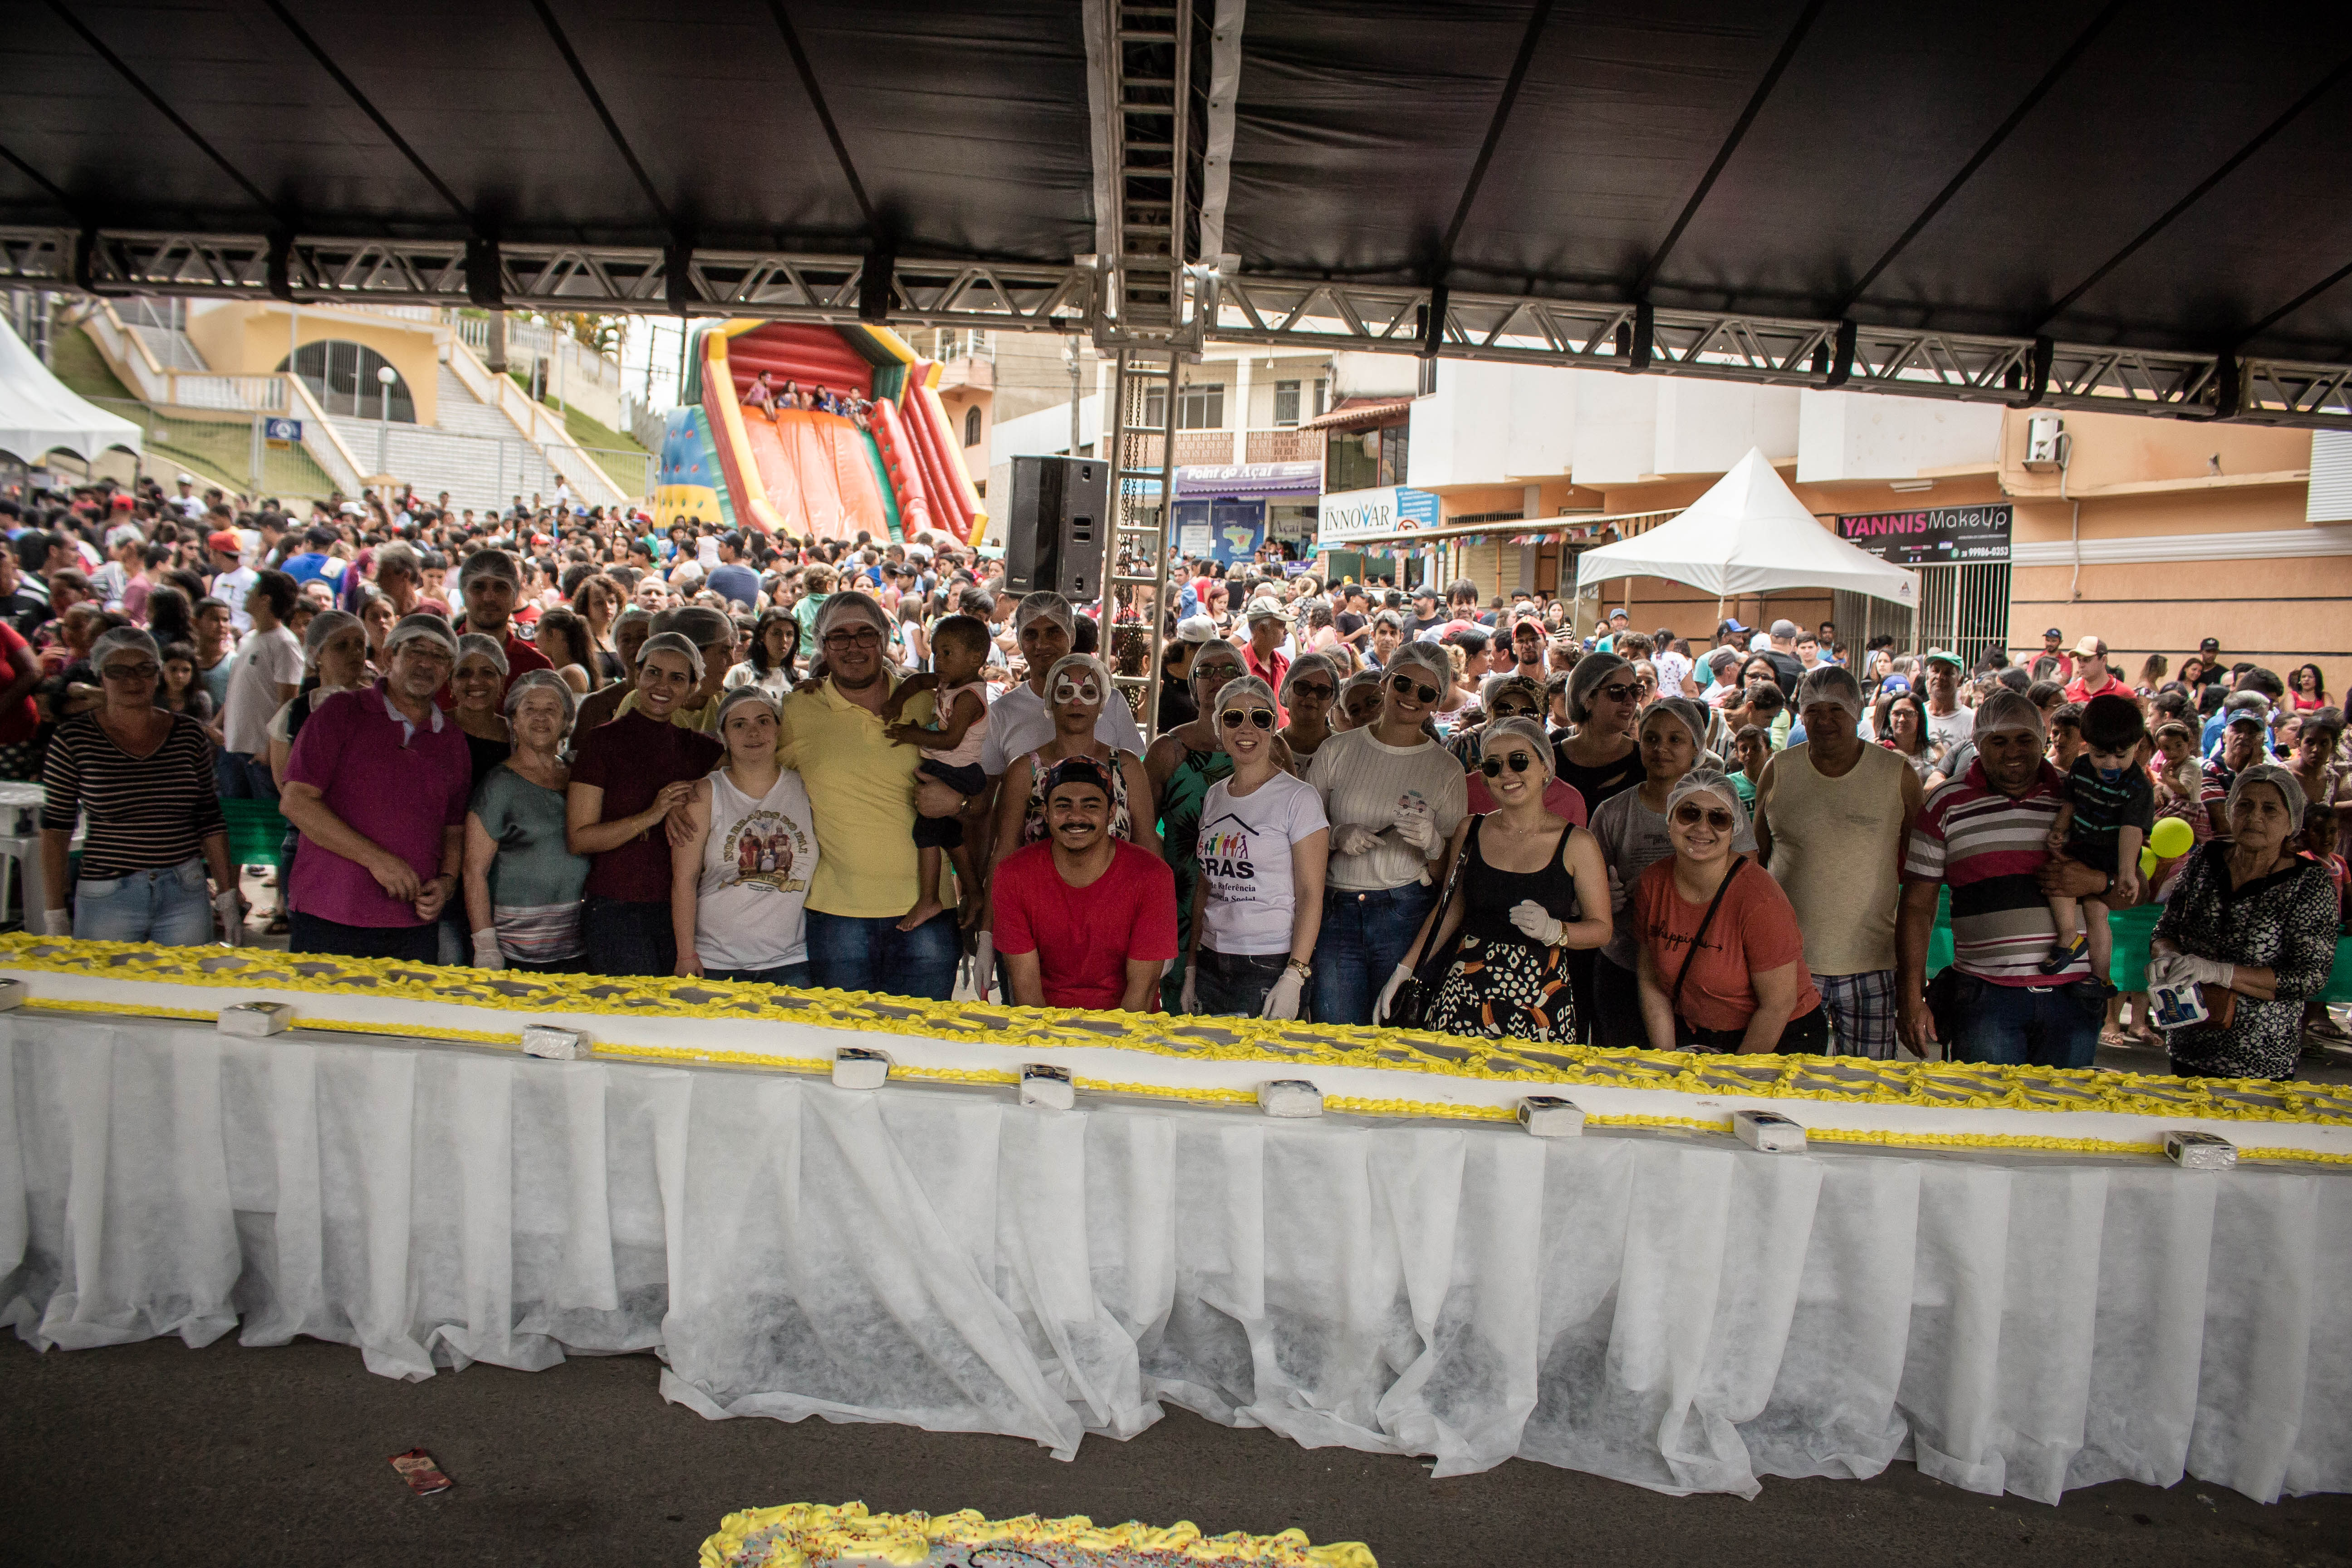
[206,529,241,554]
[2199,637,2220,652]
[1769,619,1800,638]
[1243,598,1291,623]
[2072,635,2103,657]
[1924,648,1966,674]
[2224,707,2269,732]
[1173,615,1220,645]
[109,494,133,511]
[1878,674,1912,695]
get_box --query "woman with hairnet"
[2149,763,2341,1080]
[1632,768,1826,1053]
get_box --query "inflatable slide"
[654,320,985,546]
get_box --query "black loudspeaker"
[1004,455,1109,601]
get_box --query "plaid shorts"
[1817,969,1898,1058]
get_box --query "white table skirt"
[2,1012,2345,1505]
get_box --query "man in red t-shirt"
[2061,635,2132,704]
[436,548,549,708]
[993,755,1176,1010]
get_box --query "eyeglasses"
[1390,674,1438,704]
[821,627,882,647]
[1480,751,1537,778]
[101,662,159,681]
[1289,682,1334,701]
[1596,681,1638,703]
[1672,804,1738,830]
[1220,707,1276,730]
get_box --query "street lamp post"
[375,364,397,478]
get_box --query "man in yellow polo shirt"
[780,589,969,998]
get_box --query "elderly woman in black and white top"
[40,627,237,944]
[2149,763,2340,1080]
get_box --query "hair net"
[1480,716,1555,777]
[502,667,578,731]
[1281,652,1341,703]
[1566,651,1632,724]
[1795,663,1864,725]
[1665,767,1751,839]
[301,608,362,661]
[1013,590,1076,637]
[1214,675,1278,722]
[667,604,735,649]
[2225,762,2307,834]
[455,631,510,676]
[714,683,782,732]
[1385,641,1451,695]
[1642,695,1710,752]
[1975,686,2047,740]
[456,548,518,588]
[1042,652,1111,707]
[1190,637,1245,684]
[811,588,890,642]
[89,626,161,673]
[637,629,706,683]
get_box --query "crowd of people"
[7,471,2345,1083]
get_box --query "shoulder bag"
[1667,855,1748,1052]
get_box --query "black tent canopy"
[3,0,2347,423]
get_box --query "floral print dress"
[2152,840,2341,1079]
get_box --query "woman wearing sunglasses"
[1380,717,1610,1041]
[1181,676,1330,1019]
[1277,652,1342,772]
[1553,652,1643,815]
[1460,674,1589,824]
[1145,639,1275,1009]
[992,653,1158,871]
[1588,697,1757,1049]
[1303,643,1468,1024]
[1634,769,1825,1054]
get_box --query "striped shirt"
[41,712,226,880]
[1901,757,2089,985]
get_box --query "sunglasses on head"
[1672,803,1738,830]
[1389,673,1439,704]
[1220,707,1276,731]
[1479,750,1538,778]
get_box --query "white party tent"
[1576,446,1916,608]
[0,317,142,465]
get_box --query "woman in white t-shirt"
[1182,676,1329,1019]
[668,686,819,985]
[1303,642,1468,1025]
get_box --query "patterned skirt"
[1421,931,1580,1044]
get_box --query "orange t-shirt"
[1633,858,1821,1035]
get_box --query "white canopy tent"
[1576,446,1916,609]
[0,317,142,465]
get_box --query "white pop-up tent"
[1576,446,1916,608]
[0,317,142,465]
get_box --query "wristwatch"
[1285,958,1313,980]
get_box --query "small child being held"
[2043,694,2156,982]
[882,614,993,932]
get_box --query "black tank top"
[1460,815,1580,943]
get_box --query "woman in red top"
[1633,767,1826,1054]
[2288,664,2329,713]
[0,619,42,779]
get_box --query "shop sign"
[1318,485,1440,545]
[1836,502,2011,564]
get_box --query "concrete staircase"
[326,366,575,512]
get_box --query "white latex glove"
[2146,951,2191,990]
[1392,811,1440,853]
[1374,961,1413,1024]
[40,908,70,937]
[214,888,245,947]
[971,931,995,1002]
[470,930,507,970]
[1331,823,1379,857]
[2177,953,2235,990]
[1260,967,1304,1020]
[1508,899,1566,946]
[1180,963,1200,1014]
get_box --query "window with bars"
[963,405,982,446]
[1313,378,1327,417]
[1273,380,1301,426]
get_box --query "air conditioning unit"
[2024,414,2065,468]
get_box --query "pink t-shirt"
[930,679,990,769]
[284,683,472,928]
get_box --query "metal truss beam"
[5,225,2346,430]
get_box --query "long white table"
[4,1009,2346,1504]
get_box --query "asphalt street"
[3,1334,2344,1568]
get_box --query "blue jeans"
[1948,972,2105,1069]
[1194,949,1288,1017]
[74,857,212,945]
[805,909,959,1000]
[214,749,277,801]
[1312,882,1437,1027]
[708,962,813,987]
[584,897,675,977]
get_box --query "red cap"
[110,494,134,510]
[207,529,241,553]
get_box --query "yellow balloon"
[2150,817,2194,860]
[2140,845,2158,877]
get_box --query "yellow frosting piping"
[5,936,2346,1150]
[699,1501,1375,1568]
